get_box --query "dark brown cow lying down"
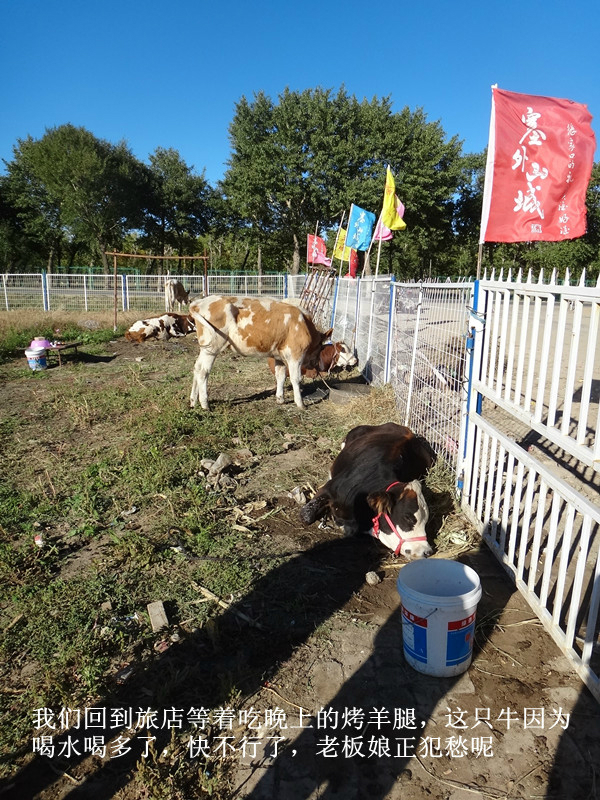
[189,295,332,410]
[125,313,196,343]
[300,423,436,559]
[267,341,357,379]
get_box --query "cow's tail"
[191,310,244,354]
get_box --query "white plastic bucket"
[25,348,47,371]
[397,559,482,677]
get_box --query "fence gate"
[459,270,600,702]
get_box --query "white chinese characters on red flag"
[307,234,332,266]
[480,87,596,243]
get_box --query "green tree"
[2,136,68,271]
[143,147,213,262]
[222,87,464,276]
[3,124,150,273]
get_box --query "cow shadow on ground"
[545,685,600,799]
[77,353,117,365]
[1,536,386,798]
[226,388,279,406]
[236,544,515,800]
[3,486,541,800]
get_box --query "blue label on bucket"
[401,606,428,664]
[446,612,476,666]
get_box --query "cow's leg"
[286,358,304,409]
[273,359,287,404]
[299,485,331,525]
[190,349,217,410]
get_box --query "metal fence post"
[330,276,339,330]
[2,274,8,311]
[122,274,128,311]
[41,271,49,311]
[383,276,396,384]
[403,283,423,427]
[457,279,485,502]
[352,276,361,354]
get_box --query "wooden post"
[204,247,208,295]
[476,242,483,280]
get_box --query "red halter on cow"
[300,423,436,559]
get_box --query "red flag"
[307,234,332,266]
[480,87,596,243]
[347,249,358,277]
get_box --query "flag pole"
[369,211,385,279]
[332,210,346,277]
[342,204,354,276]
[478,85,497,281]
[335,208,349,277]
[368,164,390,277]
[361,209,379,278]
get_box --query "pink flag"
[373,198,406,241]
[307,234,332,266]
[373,218,393,242]
[480,87,596,242]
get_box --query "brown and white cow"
[164,279,190,313]
[188,295,332,410]
[300,423,436,559]
[125,313,196,343]
[267,341,357,380]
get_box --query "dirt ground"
[1,335,599,800]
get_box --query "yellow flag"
[334,228,354,260]
[381,166,406,231]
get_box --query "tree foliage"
[0,100,599,281]
[142,147,213,258]
[221,87,464,275]
[2,124,150,271]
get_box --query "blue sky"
[1,0,598,185]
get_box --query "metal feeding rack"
[299,265,336,330]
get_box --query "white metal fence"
[3,269,599,700]
[458,270,600,703]
[1,273,307,313]
[327,270,599,702]
[327,277,471,466]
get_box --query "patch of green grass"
[0,320,127,364]
[0,319,356,793]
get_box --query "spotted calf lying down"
[300,422,436,559]
[125,313,196,343]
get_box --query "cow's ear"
[322,328,333,341]
[367,491,391,515]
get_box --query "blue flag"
[346,204,376,251]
